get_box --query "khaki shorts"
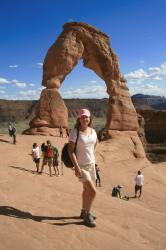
[78,163,96,183]
[43,157,53,166]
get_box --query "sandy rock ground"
[0,134,166,250]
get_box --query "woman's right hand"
[75,167,82,178]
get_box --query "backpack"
[61,128,79,168]
[12,127,16,134]
[61,143,74,168]
[45,146,54,158]
[41,143,46,152]
[8,126,13,136]
[112,187,118,197]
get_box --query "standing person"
[32,143,40,173]
[59,126,63,137]
[68,108,98,228]
[53,145,60,176]
[12,125,17,144]
[8,122,17,144]
[8,122,13,137]
[134,170,144,198]
[65,127,69,137]
[95,164,101,187]
[40,140,55,177]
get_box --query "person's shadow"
[0,206,83,226]
[8,165,37,174]
[0,138,10,143]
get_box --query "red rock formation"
[25,22,139,136]
[24,89,68,135]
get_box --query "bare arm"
[68,141,82,177]
[94,139,98,150]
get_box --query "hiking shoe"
[83,213,96,228]
[80,210,96,220]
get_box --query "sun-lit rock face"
[25,22,139,135]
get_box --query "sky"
[0,0,166,100]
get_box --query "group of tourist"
[32,140,61,176]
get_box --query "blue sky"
[0,0,166,100]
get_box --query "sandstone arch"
[24,22,139,136]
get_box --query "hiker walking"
[134,170,144,198]
[32,143,40,173]
[95,164,101,187]
[68,108,98,227]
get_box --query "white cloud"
[0,90,5,94]
[11,79,19,83]
[0,77,10,84]
[129,83,166,96]
[139,60,145,64]
[11,79,29,88]
[61,81,108,99]
[90,80,97,84]
[9,64,18,68]
[36,62,43,67]
[29,83,35,87]
[125,61,166,83]
[152,76,162,80]
[148,67,160,72]
[0,86,6,89]
[125,69,149,81]
[38,86,45,91]
[19,90,40,100]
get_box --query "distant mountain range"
[131,94,166,110]
[0,94,166,122]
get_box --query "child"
[32,143,40,173]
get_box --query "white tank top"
[69,128,97,166]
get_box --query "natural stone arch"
[24,22,139,136]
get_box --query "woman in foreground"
[68,108,98,227]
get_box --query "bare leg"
[61,162,64,175]
[139,186,142,197]
[82,181,96,213]
[40,163,45,174]
[49,165,52,176]
[36,163,39,173]
[56,166,60,175]
[135,185,138,197]
[53,166,57,175]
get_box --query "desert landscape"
[0,133,165,250]
[1,2,166,249]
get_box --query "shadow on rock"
[8,165,37,174]
[0,206,82,225]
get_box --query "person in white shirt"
[135,170,144,198]
[68,108,98,228]
[32,143,40,173]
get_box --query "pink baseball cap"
[78,108,91,118]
